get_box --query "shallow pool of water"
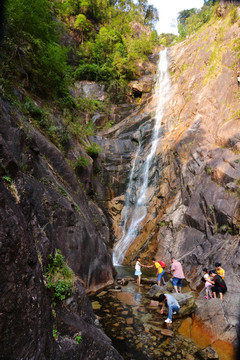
[90,268,205,360]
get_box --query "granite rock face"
[0,180,55,359]
[99,9,240,347]
[0,98,114,291]
[72,81,106,101]
[0,98,122,359]
[0,45,159,359]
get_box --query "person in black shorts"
[209,270,227,301]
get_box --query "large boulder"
[55,282,124,360]
[72,81,106,101]
[194,298,238,344]
[147,286,196,317]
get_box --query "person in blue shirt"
[158,293,180,323]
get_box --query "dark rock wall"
[0,98,122,359]
[0,181,55,359]
[0,98,114,289]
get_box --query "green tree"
[144,5,159,26]
[178,8,197,27]
[177,1,216,39]
[54,0,80,17]
[158,33,178,47]
[1,0,160,104]
[74,14,90,43]
[2,0,70,98]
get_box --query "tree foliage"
[158,33,178,47]
[1,0,159,102]
[177,1,216,40]
[2,0,70,98]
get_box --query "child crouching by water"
[203,268,213,299]
[135,256,148,286]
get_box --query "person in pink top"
[170,257,185,293]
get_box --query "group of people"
[202,262,227,301]
[134,256,227,324]
[134,256,184,324]
[134,256,185,292]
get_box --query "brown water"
[90,267,206,360]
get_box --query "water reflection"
[134,287,142,305]
[90,270,204,360]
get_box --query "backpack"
[158,261,166,268]
[216,275,227,290]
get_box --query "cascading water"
[113,48,171,265]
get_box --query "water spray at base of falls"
[113,48,171,265]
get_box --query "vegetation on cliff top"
[0,0,160,155]
[0,0,158,104]
[0,0,239,156]
[158,0,217,46]
[177,0,217,41]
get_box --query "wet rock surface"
[147,286,196,317]
[54,282,123,360]
[0,97,118,358]
[90,273,225,360]
[100,9,240,349]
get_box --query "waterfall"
[113,48,171,265]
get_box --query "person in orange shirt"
[215,262,225,279]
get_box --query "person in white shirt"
[134,256,148,286]
[238,74,240,87]
[203,267,213,299]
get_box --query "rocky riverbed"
[90,268,235,360]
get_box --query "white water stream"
[113,49,171,265]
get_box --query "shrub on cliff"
[86,142,103,159]
[45,249,75,305]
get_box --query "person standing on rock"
[158,293,180,324]
[150,258,165,286]
[203,268,213,299]
[208,270,227,301]
[134,256,148,286]
[170,257,185,293]
[215,262,225,279]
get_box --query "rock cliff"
[100,6,240,349]
[1,4,240,358]
[0,97,122,358]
